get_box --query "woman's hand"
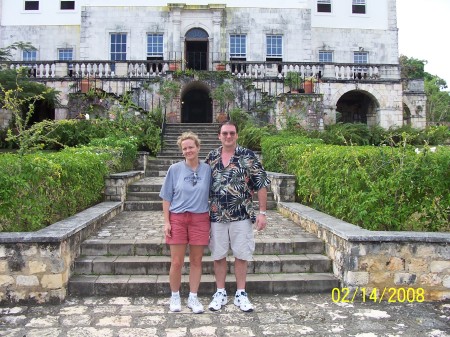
[164,222,172,237]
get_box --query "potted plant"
[304,75,318,94]
[284,71,302,93]
[210,82,235,122]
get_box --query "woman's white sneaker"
[187,296,204,314]
[169,296,181,312]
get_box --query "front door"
[185,28,209,71]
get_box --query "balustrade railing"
[0,58,400,81]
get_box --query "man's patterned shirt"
[205,145,271,223]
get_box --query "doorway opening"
[185,28,209,70]
[181,84,212,123]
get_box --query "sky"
[397,0,450,86]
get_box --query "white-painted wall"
[0,0,397,65]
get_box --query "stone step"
[74,254,332,276]
[68,273,339,297]
[126,191,161,201]
[79,237,325,256]
[124,201,163,211]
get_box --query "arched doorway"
[181,83,212,123]
[336,90,378,125]
[185,28,209,70]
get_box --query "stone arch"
[180,81,212,123]
[327,84,381,127]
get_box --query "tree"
[399,55,450,124]
[0,42,36,61]
[424,73,450,124]
[399,55,426,79]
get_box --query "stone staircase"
[69,211,339,297]
[68,122,340,297]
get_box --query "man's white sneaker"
[169,296,181,312]
[187,296,204,314]
[234,291,254,312]
[208,291,228,311]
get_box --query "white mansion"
[0,0,426,129]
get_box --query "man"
[205,121,270,312]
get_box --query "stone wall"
[0,202,122,304]
[278,202,450,301]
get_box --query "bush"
[261,132,324,173]
[0,147,120,232]
[89,136,138,171]
[276,143,450,232]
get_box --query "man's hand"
[255,214,267,231]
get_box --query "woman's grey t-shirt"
[159,161,211,213]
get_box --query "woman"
[159,132,211,314]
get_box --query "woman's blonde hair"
[177,131,201,150]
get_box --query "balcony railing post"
[115,62,128,77]
[55,62,69,77]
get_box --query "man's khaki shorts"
[209,219,255,261]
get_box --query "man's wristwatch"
[259,211,267,215]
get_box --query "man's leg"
[234,257,248,289]
[213,257,227,288]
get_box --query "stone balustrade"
[0,60,401,82]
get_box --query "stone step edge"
[73,254,332,275]
[79,238,325,256]
[68,273,340,296]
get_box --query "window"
[58,48,73,60]
[24,1,39,10]
[266,35,282,61]
[319,51,333,63]
[110,33,127,61]
[317,0,331,13]
[147,34,163,58]
[353,52,368,64]
[230,34,246,59]
[352,0,366,14]
[23,50,37,61]
[60,1,75,10]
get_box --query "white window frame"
[58,48,73,61]
[60,1,75,10]
[266,35,283,59]
[319,51,333,63]
[24,0,39,11]
[22,50,37,61]
[110,33,127,61]
[146,33,164,58]
[352,0,366,14]
[230,34,247,59]
[317,0,332,13]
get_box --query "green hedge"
[0,142,135,232]
[262,135,450,232]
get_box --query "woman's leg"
[169,244,187,292]
[188,245,205,293]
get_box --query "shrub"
[0,147,118,232]
[277,143,450,232]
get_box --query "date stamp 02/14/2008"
[331,287,426,303]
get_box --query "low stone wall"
[0,202,122,304]
[278,202,450,301]
[104,170,145,202]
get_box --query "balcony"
[0,58,401,82]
